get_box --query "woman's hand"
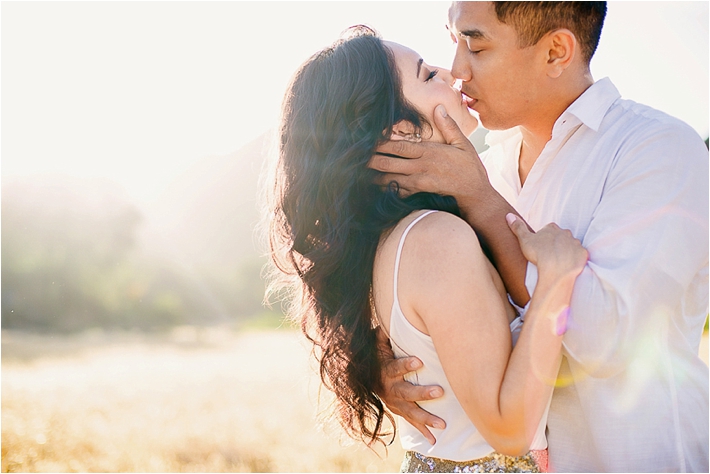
[375,327,446,445]
[506,213,588,282]
[506,213,588,335]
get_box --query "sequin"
[400,450,543,473]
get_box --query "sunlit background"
[2,2,708,472]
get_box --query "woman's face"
[385,41,479,143]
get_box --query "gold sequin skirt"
[400,449,547,473]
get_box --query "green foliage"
[1,176,269,333]
[241,310,296,331]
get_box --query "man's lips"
[461,92,477,108]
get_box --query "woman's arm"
[398,212,586,455]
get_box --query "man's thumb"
[434,105,468,147]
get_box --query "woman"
[267,26,587,472]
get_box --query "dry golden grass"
[2,328,404,472]
[2,327,708,473]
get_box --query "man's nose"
[451,46,472,82]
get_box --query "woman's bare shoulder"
[377,210,483,270]
[404,210,482,259]
[394,210,502,334]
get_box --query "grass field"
[2,327,404,472]
[2,327,708,472]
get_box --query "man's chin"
[478,115,510,131]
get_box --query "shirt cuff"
[525,261,539,296]
[510,262,538,320]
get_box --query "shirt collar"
[559,77,621,132]
[483,78,621,146]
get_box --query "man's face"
[448,2,546,130]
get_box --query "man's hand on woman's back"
[375,327,445,445]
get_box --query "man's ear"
[544,28,577,78]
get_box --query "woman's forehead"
[383,41,420,69]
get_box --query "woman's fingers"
[506,214,589,274]
[505,212,539,263]
[505,213,531,240]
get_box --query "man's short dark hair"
[493,2,607,63]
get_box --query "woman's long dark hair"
[267,26,460,446]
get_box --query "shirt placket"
[516,119,583,227]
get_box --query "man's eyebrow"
[416,58,423,78]
[459,28,489,41]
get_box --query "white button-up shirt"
[481,78,709,473]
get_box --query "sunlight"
[3,2,706,204]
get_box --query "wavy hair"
[267,26,460,446]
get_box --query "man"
[370,2,709,472]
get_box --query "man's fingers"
[406,408,446,431]
[410,422,437,445]
[433,105,470,148]
[375,140,425,160]
[392,402,446,444]
[383,356,423,379]
[375,326,394,357]
[392,380,444,402]
[389,401,446,444]
[372,172,405,187]
[372,173,415,197]
[375,325,390,348]
[368,153,419,175]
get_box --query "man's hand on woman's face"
[375,327,446,445]
[368,105,492,213]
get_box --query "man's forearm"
[459,190,530,307]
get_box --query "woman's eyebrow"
[416,58,424,78]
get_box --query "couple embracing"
[267,2,709,472]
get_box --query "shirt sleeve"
[526,122,709,378]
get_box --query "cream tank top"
[387,210,549,461]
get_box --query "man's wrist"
[457,185,504,226]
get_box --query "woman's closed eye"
[425,69,439,82]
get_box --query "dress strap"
[393,210,439,303]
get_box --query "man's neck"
[517,73,594,185]
[518,128,548,185]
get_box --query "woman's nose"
[438,68,456,87]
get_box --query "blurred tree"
[2,176,137,331]
[1,176,194,332]
[2,135,278,333]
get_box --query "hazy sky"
[2,2,708,204]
